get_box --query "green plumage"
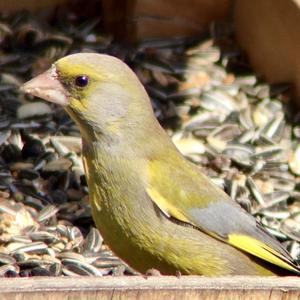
[22,53,300,276]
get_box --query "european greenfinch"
[21,53,300,276]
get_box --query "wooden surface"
[234,0,300,103]
[102,0,231,42]
[1,276,300,300]
[0,0,70,12]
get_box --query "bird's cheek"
[69,98,88,113]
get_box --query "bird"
[21,53,300,276]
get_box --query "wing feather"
[147,159,300,274]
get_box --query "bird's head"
[21,53,155,142]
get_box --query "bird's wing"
[147,157,300,273]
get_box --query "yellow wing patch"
[146,187,191,224]
[82,155,89,181]
[82,155,100,211]
[228,234,298,273]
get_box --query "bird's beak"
[20,65,70,106]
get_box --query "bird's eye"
[75,75,89,87]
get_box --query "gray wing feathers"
[188,201,293,259]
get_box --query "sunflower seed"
[83,228,103,253]
[11,242,48,254]
[0,253,16,265]
[246,177,265,205]
[61,258,102,276]
[37,205,59,222]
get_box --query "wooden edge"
[1,276,300,292]
[2,276,300,300]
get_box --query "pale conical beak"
[20,65,70,106]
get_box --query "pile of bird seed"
[0,10,299,277]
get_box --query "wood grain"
[234,0,300,104]
[1,276,300,300]
[0,0,70,12]
[101,0,231,42]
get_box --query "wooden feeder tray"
[1,276,300,299]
